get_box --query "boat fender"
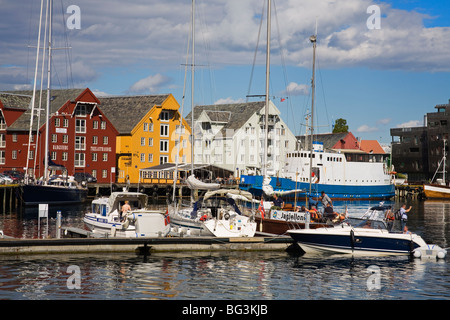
[350,229,355,252]
[413,250,422,258]
[122,219,130,229]
[224,212,230,220]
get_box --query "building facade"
[187,100,297,178]
[390,99,450,182]
[0,89,118,183]
[100,94,191,184]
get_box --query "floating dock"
[0,230,295,255]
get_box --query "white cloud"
[356,124,378,132]
[129,73,171,93]
[396,120,422,128]
[2,0,450,91]
[283,82,309,96]
[214,97,245,105]
[377,118,391,125]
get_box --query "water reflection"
[0,199,449,300]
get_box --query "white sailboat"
[20,0,87,205]
[423,139,450,199]
[168,0,256,237]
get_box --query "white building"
[186,100,297,178]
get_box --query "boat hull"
[240,176,395,200]
[288,227,426,256]
[20,184,87,205]
[84,211,171,238]
[423,184,450,199]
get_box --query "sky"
[1,0,450,144]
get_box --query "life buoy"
[311,172,319,184]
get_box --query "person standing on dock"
[399,204,412,231]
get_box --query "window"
[140,153,145,162]
[149,123,154,132]
[160,155,168,164]
[12,134,17,142]
[28,150,34,160]
[92,170,97,178]
[148,153,153,163]
[0,151,4,165]
[101,121,106,130]
[141,137,145,146]
[55,118,60,127]
[143,123,148,131]
[103,153,108,162]
[0,134,5,148]
[75,136,86,150]
[93,136,98,145]
[160,111,170,121]
[52,134,57,143]
[93,120,99,129]
[75,153,85,167]
[103,136,108,145]
[51,151,57,160]
[12,150,17,160]
[63,135,69,144]
[62,152,68,161]
[160,124,169,137]
[92,153,98,162]
[63,119,69,128]
[76,119,86,133]
[102,169,107,178]
[160,140,169,152]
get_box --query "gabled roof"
[99,94,170,135]
[186,101,266,137]
[296,132,351,150]
[3,89,88,131]
[360,140,385,154]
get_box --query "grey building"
[391,100,450,183]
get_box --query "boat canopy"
[107,192,148,211]
[186,174,220,190]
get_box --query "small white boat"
[169,188,257,237]
[84,192,171,238]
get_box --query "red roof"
[359,140,385,154]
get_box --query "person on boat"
[403,226,411,234]
[120,200,131,222]
[385,209,395,231]
[323,203,345,222]
[320,191,332,211]
[272,194,284,209]
[399,204,412,231]
[298,205,320,222]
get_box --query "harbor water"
[0,198,449,301]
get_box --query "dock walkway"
[0,233,294,255]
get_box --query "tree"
[333,118,349,133]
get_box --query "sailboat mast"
[263,0,271,178]
[44,0,53,184]
[190,0,195,175]
[25,0,45,183]
[308,32,317,197]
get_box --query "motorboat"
[168,188,257,237]
[84,191,171,238]
[287,219,429,257]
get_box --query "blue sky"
[1,0,450,144]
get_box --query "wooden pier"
[0,234,295,255]
[395,185,424,200]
